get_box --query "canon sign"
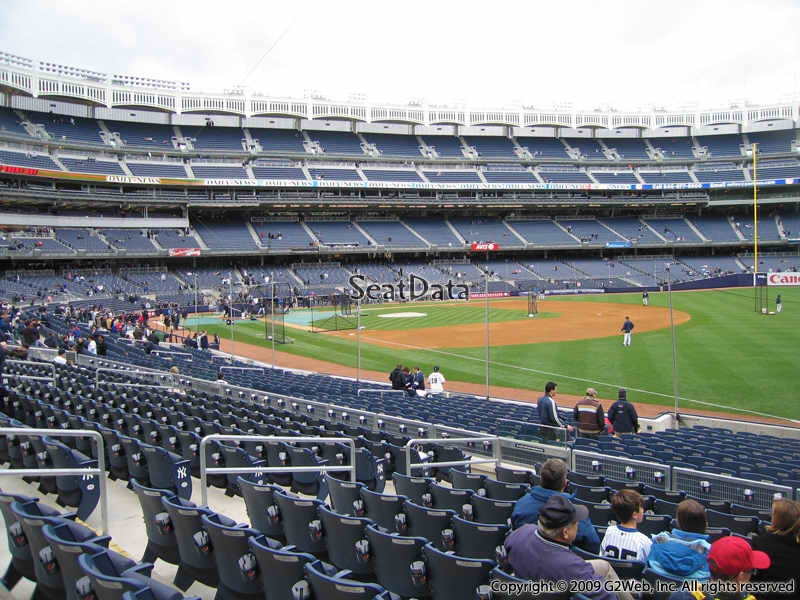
[767,272,800,286]
[470,242,499,251]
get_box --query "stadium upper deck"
[0,50,799,195]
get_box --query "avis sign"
[767,272,800,286]
[470,242,499,251]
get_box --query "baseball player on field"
[621,316,634,347]
[642,291,648,306]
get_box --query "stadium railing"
[572,450,670,490]
[0,427,109,534]
[198,434,356,507]
[48,352,800,505]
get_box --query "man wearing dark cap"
[505,495,631,600]
[608,388,639,435]
[668,536,770,600]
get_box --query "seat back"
[303,559,388,600]
[358,488,406,531]
[470,495,514,526]
[365,525,428,598]
[42,521,111,600]
[249,535,315,600]
[483,479,528,501]
[77,548,144,600]
[449,515,508,560]
[238,475,284,539]
[130,480,180,565]
[316,505,373,575]
[392,472,431,505]
[326,476,365,516]
[401,501,455,549]
[200,513,263,596]
[273,490,326,555]
[139,445,192,500]
[10,499,74,590]
[159,496,218,588]
[450,469,486,493]
[422,542,494,600]
[429,482,472,516]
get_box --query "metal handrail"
[150,350,192,360]
[404,436,500,476]
[6,359,56,378]
[496,417,572,445]
[219,366,265,373]
[199,434,357,506]
[357,388,406,396]
[0,427,108,534]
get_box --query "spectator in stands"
[53,348,67,365]
[86,335,97,355]
[668,536,770,600]
[751,499,800,599]
[511,458,600,553]
[505,495,629,600]
[21,319,39,347]
[647,499,712,582]
[44,331,58,349]
[389,364,404,390]
[401,366,414,396]
[216,371,227,385]
[95,335,106,356]
[601,490,652,562]
[573,387,605,438]
[537,381,574,442]
[427,366,446,395]
[608,388,639,435]
[200,330,209,350]
[412,366,426,397]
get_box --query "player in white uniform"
[427,366,446,395]
[600,489,652,562]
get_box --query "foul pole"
[752,142,758,281]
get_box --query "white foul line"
[357,334,800,425]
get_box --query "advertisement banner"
[469,291,510,299]
[0,162,796,192]
[766,272,800,286]
[168,248,201,257]
[470,242,499,251]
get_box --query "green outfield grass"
[201,287,800,420]
[312,303,558,331]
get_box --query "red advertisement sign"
[470,242,499,251]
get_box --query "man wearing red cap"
[668,536,770,600]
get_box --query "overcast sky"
[3,0,799,112]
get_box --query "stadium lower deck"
[0,300,798,599]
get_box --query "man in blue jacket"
[412,366,426,397]
[537,381,573,442]
[511,458,600,554]
[505,495,630,600]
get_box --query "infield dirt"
[324,299,690,348]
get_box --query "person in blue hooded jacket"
[647,498,711,582]
[511,457,600,554]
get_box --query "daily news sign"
[766,272,800,286]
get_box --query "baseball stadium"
[1,4,800,599]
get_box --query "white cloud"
[3,0,799,110]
